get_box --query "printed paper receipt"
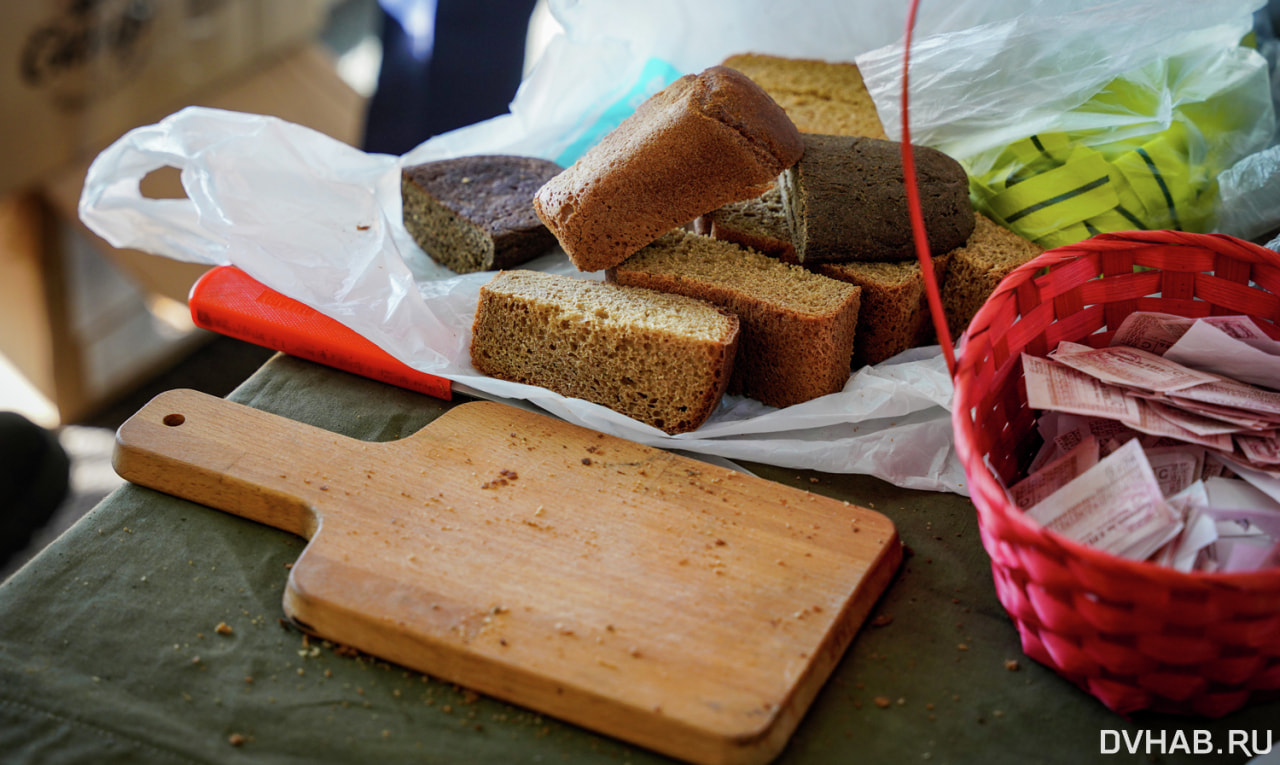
[1022,355,1138,420]
[1025,440,1182,561]
[1050,342,1217,392]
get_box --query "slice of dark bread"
[608,230,861,408]
[402,155,563,274]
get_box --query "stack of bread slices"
[699,54,1044,366]
[412,56,1043,435]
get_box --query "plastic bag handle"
[77,107,272,265]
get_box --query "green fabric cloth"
[1,355,1275,764]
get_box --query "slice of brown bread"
[813,252,954,367]
[940,213,1044,340]
[402,155,563,274]
[695,182,797,262]
[780,133,974,264]
[470,270,739,434]
[607,230,861,409]
[720,53,888,139]
[533,66,804,273]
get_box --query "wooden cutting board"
[114,389,901,765]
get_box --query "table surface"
[1,354,1275,765]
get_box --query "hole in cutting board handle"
[163,413,186,427]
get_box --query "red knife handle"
[189,266,452,401]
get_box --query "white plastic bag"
[857,0,1274,248]
[1219,145,1280,241]
[402,0,1057,167]
[1217,12,1280,242]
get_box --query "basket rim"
[952,230,1280,587]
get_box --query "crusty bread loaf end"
[780,134,974,264]
[534,66,803,273]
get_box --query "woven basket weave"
[951,230,1280,717]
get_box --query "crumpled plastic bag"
[1217,8,1280,242]
[857,0,1275,250]
[398,0,1040,169]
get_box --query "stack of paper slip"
[1011,312,1280,572]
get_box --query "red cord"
[901,0,958,378]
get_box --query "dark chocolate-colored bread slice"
[402,155,563,274]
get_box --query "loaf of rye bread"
[469,270,739,434]
[720,53,888,139]
[780,133,974,264]
[608,230,861,409]
[402,155,563,274]
[533,66,804,273]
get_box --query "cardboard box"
[43,42,368,305]
[1,0,333,196]
[2,42,367,423]
[0,193,61,421]
[0,191,210,425]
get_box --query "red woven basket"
[951,229,1280,717]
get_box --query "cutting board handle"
[113,388,329,538]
